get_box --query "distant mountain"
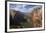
[15,11,25,16]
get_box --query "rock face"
[10,10,27,28]
[31,8,42,27]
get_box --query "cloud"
[9,4,42,13]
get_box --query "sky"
[9,4,42,13]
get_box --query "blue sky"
[9,4,42,13]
